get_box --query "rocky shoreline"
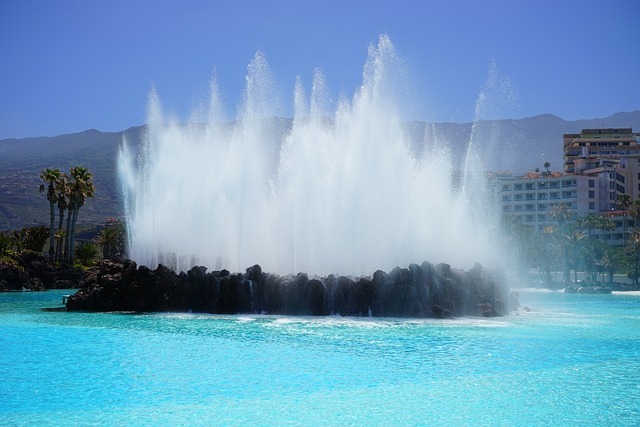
[0,252,83,292]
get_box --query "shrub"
[75,242,98,267]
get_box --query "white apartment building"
[495,172,603,232]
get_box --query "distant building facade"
[563,127,640,202]
[492,127,640,245]
[494,172,603,232]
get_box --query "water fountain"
[118,35,506,278]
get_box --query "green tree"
[627,227,640,284]
[55,177,69,262]
[618,194,632,245]
[600,245,624,283]
[550,203,574,282]
[577,213,601,237]
[10,226,50,254]
[75,242,98,267]
[23,225,50,252]
[66,167,95,265]
[95,221,126,259]
[0,233,11,257]
[38,168,61,260]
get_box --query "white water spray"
[119,35,507,276]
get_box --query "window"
[514,194,523,201]
[538,193,547,200]
[526,194,534,200]
[514,205,522,211]
[525,215,535,222]
[617,173,625,184]
[502,184,510,191]
[525,183,534,190]
[589,191,595,199]
[537,214,546,221]
[589,202,595,210]
[526,204,534,211]
[538,204,547,211]
[538,182,546,189]
[549,181,559,188]
[501,195,510,201]
[514,183,523,190]
[588,180,595,188]
[550,192,558,199]
[617,184,625,193]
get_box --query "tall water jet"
[119,35,507,276]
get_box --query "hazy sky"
[1,0,638,139]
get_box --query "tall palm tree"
[549,204,576,282]
[55,177,69,261]
[543,161,551,176]
[600,244,624,283]
[627,227,640,284]
[38,168,61,260]
[618,194,632,246]
[562,225,587,283]
[67,167,95,264]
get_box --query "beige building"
[563,127,640,202]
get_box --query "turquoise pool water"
[1,289,639,426]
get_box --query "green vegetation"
[75,242,98,267]
[38,168,61,260]
[35,166,96,265]
[94,220,126,259]
[503,196,640,287]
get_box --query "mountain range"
[1,110,639,230]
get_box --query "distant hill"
[1,111,639,230]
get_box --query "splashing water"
[119,35,506,276]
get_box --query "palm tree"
[549,204,576,282]
[577,213,601,237]
[562,226,587,283]
[55,177,69,262]
[38,168,61,260]
[95,225,125,259]
[599,244,624,283]
[629,199,640,225]
[550,203,573,229]
[67,167,95,264]
[627,227,640,284]
[618,194,632,245]
[543,161,551,176]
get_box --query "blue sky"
[0,0,638,139]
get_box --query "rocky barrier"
[0,252,83,291]
[66,259,513,317]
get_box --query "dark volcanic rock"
[65,259,511,317]
[0,264,29,291]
